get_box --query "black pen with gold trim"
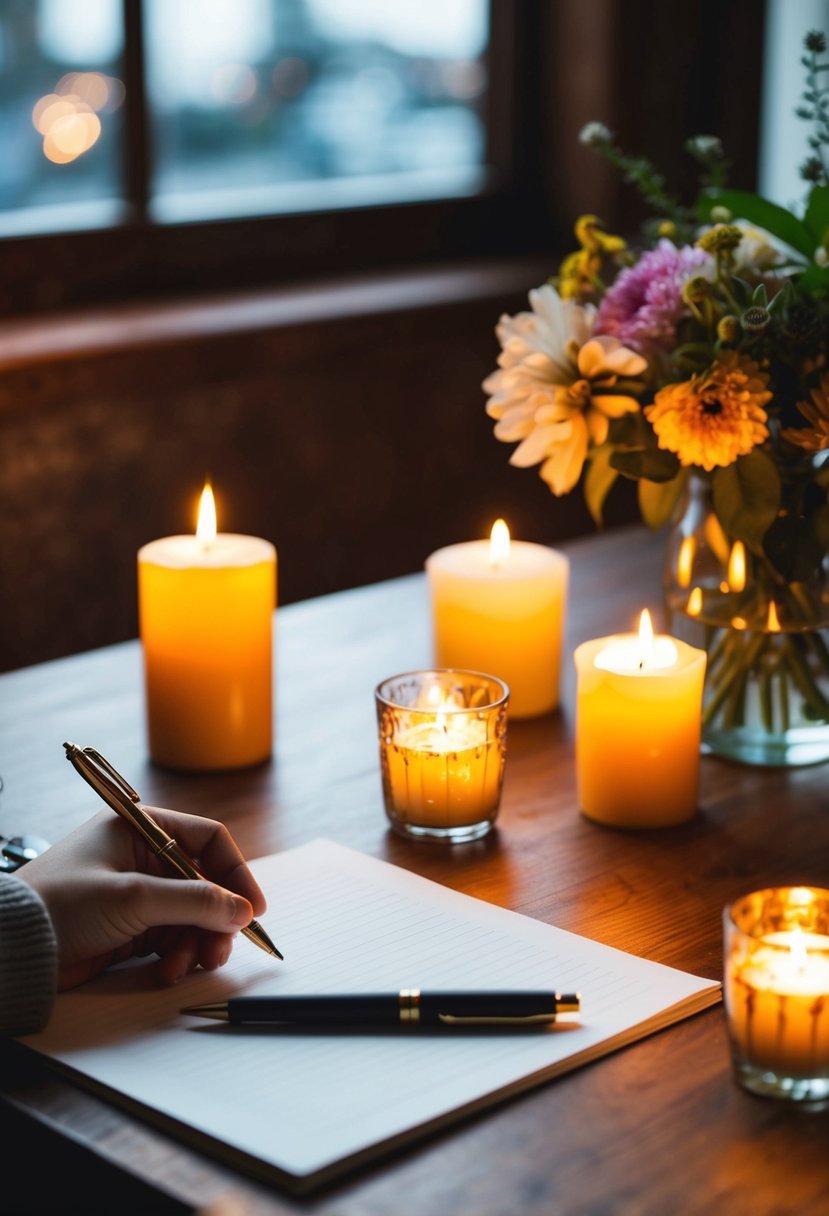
[181,990,580,1027]
[63,742,282,960]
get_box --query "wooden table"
[2,526,828,1215]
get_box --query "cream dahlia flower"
[483,284,647,495]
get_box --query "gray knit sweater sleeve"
[0,873,57,1034]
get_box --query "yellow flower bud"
[682,276,714,305]
[697,224,743,255]
[717,315,740,343]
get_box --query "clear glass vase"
[664,476,829,766]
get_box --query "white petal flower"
[484,285,644,495]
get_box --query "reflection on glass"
[145,0,489,220]
[0,0,124,234]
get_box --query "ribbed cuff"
[0,874,58,1035]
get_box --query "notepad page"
[22,839,720,1188]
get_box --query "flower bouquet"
[484,31,829,765]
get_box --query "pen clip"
[437,1012,563,1026]
[80,747,142,804]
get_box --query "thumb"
[125,875,253,934]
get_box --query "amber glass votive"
[723,886,829,1103]
[375,669,509,843]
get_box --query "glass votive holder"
[723,886,829,1103]
[375,669,509,843]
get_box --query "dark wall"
[0,268,638,672]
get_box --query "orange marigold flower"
[644,351,772,471]
[781,373,829,452]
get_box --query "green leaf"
[711,451,781,546]
[610,447,680,482]
[637,471,688,530]
[804,183,829,246]
[584,446,618,527]
[791,261,829,296]
[700,189,814,259]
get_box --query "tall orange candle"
[574,611,706,827]
[138,484,276,771]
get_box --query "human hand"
[19,808,267,991]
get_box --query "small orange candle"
[138,484,276,771]
[574,611,706,827]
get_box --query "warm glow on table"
[574,611,706,828]
[138,484,276,771]
[425,520,568,718]
[724,887,829,1097]
[376,670,508,842]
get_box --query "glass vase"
[664,476,829,767]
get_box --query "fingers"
[155,928,234,986]
[143,807,268,917]
[121,872,253,936]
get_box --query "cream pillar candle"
[138,484,276,771]
[574,611,706,827]
[425,520,568,718]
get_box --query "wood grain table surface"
[2,525,828,1216]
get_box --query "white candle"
[425,520,568,718]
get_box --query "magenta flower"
[595,240,713,354]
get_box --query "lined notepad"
[22,840,721,1192]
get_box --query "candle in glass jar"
[724,886,829,1101]
[574,611,706,827]
[375,670,509,843]
[425,520,568,718]
[138,483,276,771]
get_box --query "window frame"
[0,0,769,321]
[1,0,556,318]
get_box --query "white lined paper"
[22,839,720,1191]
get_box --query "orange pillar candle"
[425,520,568,718]
[138,484,276,771]
[574,611,706,827]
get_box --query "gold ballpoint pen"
[63,742,282,960]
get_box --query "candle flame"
[727,541,746,593]
[637,609,654,668]
[489,518,510,567]
[676,537,696,589]
[767,600,781,632]
[686,586,703,617]
[426,681,461,729]
[196,482,217,546]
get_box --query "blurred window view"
[0,0,489,236]
[145,0,489,221]
[0,0,125,235]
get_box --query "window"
[0,0,524,317]
[145,0,489,222]
[760,0,829,207]
[0,0,125,234]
